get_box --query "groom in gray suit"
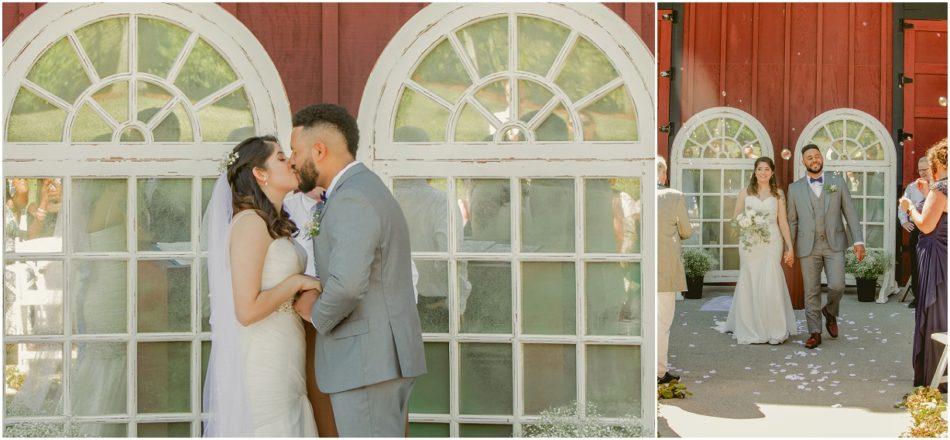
[786,144,866,349]
[290,104,426,436]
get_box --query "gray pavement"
[658,286,923,437]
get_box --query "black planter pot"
[684,275,705,299]
[856,277,877,302]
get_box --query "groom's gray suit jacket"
[310,163,426,394]
[786,172,864,257]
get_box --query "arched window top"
[795,108,894,166]
[673,107,773,162]
[393,14,638,144]
[3,3,289,151]
[359,3,655,161]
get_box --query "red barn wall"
[3,2,655,117]
[678,2,893,184]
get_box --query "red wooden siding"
[902,19,948,186]
[679,3,893,185]
[3,2,654,117]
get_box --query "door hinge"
[660,69,675,80]
[898,129,914,144]
[659,122,674,133]
[901,19,914,30]
[899,73,914,88]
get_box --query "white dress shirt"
[325,161,361,199]
[284,191,319,277]
[899,181,927,229]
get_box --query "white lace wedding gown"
[717,195,798,344]
[234,211,318,436]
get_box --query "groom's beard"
[296,161,320,193]
[806,162,823,174]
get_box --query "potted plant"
[845,249,890,302]
[681,248,715,299]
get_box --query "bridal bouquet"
[733,208,771,250]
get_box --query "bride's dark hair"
[226,135,298,239]
[746,156,781,199]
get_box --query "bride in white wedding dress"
[717,157,799,345]
[203,135,322,437]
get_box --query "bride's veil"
[201,173,253,436]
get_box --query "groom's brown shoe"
[822,307,838,338]
[805,332,822,349]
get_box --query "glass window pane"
[457,179,511,252]
[409,423,450,437]
[415,260,448,334]
[197,87,255,142]
[137,422,191,437]
[460,343,512,415]
[536,103,573,141]
[93,81,129,124]
[867,172,885,195]
[523,344,575,415]
[586,345,640,418]
[200,258,209,332]
[153,103,194,142]
[684,195,699,220]
[137,82,173,123]
[722,195,736,220]
[475,79,510,118]
[138,260,192,333]
[411,39,472,105]
[27,37,90,105]
[175,38,237,104]
[517,16,570,77]
[72,179,127,252]
[199,178,216,252]
[518,80,554,123]
[394,88,449,142]
[586,178,640,254]
[75,17,129,78]
[555,37,617,102]
[580,86,637,141]
[866,224,884,249]
[723,221,739,245]
[4,178,64,253]
[4,342,63,417]
[137,18,190,78]
[586,262,639,336]
[460,261,511,334]
[394,179,449,253]
[7,87,66,142]
[70,342,127,415]
[522,179,574,253]
[522,262,575,335]
[201,341,211,411]
[723,170,744,193]
[455,103,494,142]
[457,17,508,77]
[460,424,513,437]
[72,102,114,142]
[702,223,720,245]
[866,198,885,223]
[4,260,63,335]
[702,196,720,219]
[75,423,127,437]
[408,342,449,414]
[137,341,190,413]
[71,260,127,334]
[702,170,721,193]
[120,127,145,143]
[137,178,192,251]
[681,170,700,194]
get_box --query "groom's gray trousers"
[799,236,845,334]
[330,377,415,437]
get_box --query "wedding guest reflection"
[899,139,948,392]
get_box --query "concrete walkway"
[658,286,919,437]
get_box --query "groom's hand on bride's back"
[294,289,319,322]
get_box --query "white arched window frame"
[359,4,655,436]
[3,3,289,436]
[670,107,774,282]
[794,108,898,303]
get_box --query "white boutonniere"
[305,218,320,238]
[823,183,838,194]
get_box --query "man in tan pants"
[656,156,693,384]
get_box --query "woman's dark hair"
[227,135,298,239]
[746,156,781,199]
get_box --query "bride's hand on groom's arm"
[293,274,323,293]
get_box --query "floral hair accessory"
[219,151,240,173]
